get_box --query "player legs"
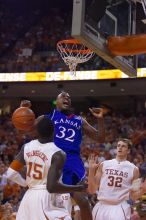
[60,172,92,220]
[72,171,92,220]
[72,191,92,220]
[61,160,92,220]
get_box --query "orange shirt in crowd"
[3,183,13,199]
[12,183,21,198]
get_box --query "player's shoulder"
[125,160,137,168]
[101,159,114,169]
[103,159,115,165]
[51,147,66,162]
[23,139,39,150]
[47,142,61,151]
[25,139,38,146]
[44,142,64,157]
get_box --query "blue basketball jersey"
[46,109,85,185]
[48,109,83,154]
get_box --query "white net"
[133,0,146,15]
[141,0,146,15]
[57,39,94,76]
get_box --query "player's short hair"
[37,116,54,138]
[57,91,69,98]
[118,138,133,149]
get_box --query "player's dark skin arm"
[132,130,146,145]
[82,107,106,143]
[47,151,87,193]
[83,117,105,143]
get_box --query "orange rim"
[59,48,92,54]
[57,39,93,54]
[57,39,81,44]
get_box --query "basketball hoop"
[57,39,94,76]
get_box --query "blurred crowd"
[0,111,146,219]
[0,115,28,216]
[1,2,146,74]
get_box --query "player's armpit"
[10,160,24,172]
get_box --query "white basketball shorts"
[92,200,131,220]
[16,188,72,220]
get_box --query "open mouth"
[63,100,70,107]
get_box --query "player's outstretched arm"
[47,151,87,194]
[88,154,102,194]
[6,146,27,187]
[83,108,105,143]
[132,130,146,145]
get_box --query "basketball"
[12,107,35,131]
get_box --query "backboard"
[71,0,139,77]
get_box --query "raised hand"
[20,100,31,108]
[88,154,100,175]
[89,107,107,119]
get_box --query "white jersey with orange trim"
[92,159,136,220]
[98,159,136,204]
[16,140,72,220]
[24,140,60,189]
